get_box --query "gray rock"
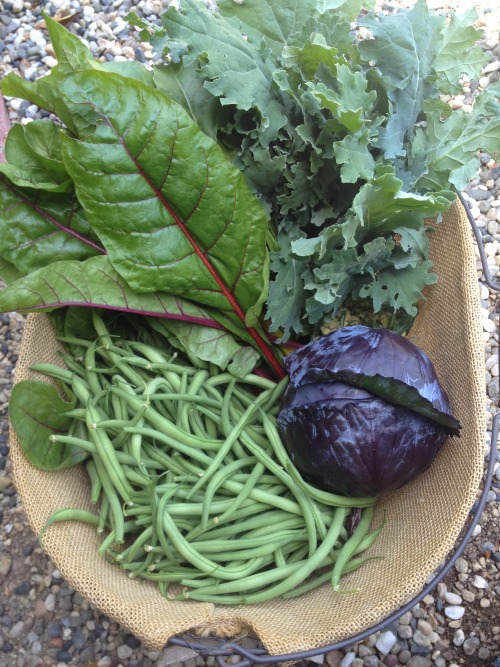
[444,606,465,620]
[375,631,397,655]
[339,653,356,667]
[468,187,494,201]
[463,636,480,655]
[0,552,12,576]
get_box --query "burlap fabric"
[9,199,486,656]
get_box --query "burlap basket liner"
[9,199,486,656]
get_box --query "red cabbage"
[277,326,461,497]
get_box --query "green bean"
[115,526,154,564]
[214,460,266,527]
[86,403,134,503]
[178,370,210,431]
[261,412,378,510]
[49,433,162,468]
[235,428,319,556]
[98,527,121,555]
[331,505,375,591]
[34,317,385,602]
[161,506,270,581]
[192,534,306,561]
[97,494,110,534]
[112,388,223,452]
[86,460,102,504]
[200,456,257,528]
[58,351,88,378]
[186,387,275,499]
[179,506,348,603]
[92,455,125,544]
[156,486,186,565]
[184,503,284,542]
[39,508,100,546]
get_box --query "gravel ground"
[0,1,499,666]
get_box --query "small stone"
[477,647,490,660]
[412,630,432,647]
[43,55,58,68]
[462,589,475,603]
[358,645,375,658]
[444,606,465,620]
[484,61,500,74]
[407,657,431,667]
[362,657,379,667]
[398,650,411,664]
[417,620,433,635]
[56,650,73,663]
[383,656,399,667]
[455,558,468,574]
[0,552,12,576]
[463,637,480,655]
[397,624,413,640]
[14,581,31,595]
[453,629,465,647]
[375,631,397,655]
[44,592,56,612]
[326,650,344,667]
[117,644,134,660]
[9,621,25,639]
[124,634,141,649]
[443,592,462,605]
[472,574,489,589]
[97,658,113,667]
[0,476,12,491]
[339,653,356,667]
[34,599,48,618]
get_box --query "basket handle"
[164,193,500,667]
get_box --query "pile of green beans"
[38,312,382,604]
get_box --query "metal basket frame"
[166,193,500,666]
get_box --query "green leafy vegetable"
[0,0,498,353]
[145,0,499,340]
[9,380,85,470]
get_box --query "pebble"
[375,631,397,655]
[443,592,462,605]
[444,606,465,620]
[472,574,489,589]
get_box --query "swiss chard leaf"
[0,177,102,276]
[1,121,72,192]
[56,69,270,329]
[9,380,86,470]
[0,255,228,324]
[147,318,260,377]
[154,63,229,140]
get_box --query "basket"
[9,198,488,658]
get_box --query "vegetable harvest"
[11,311,382,602]
[0,0,486,603]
